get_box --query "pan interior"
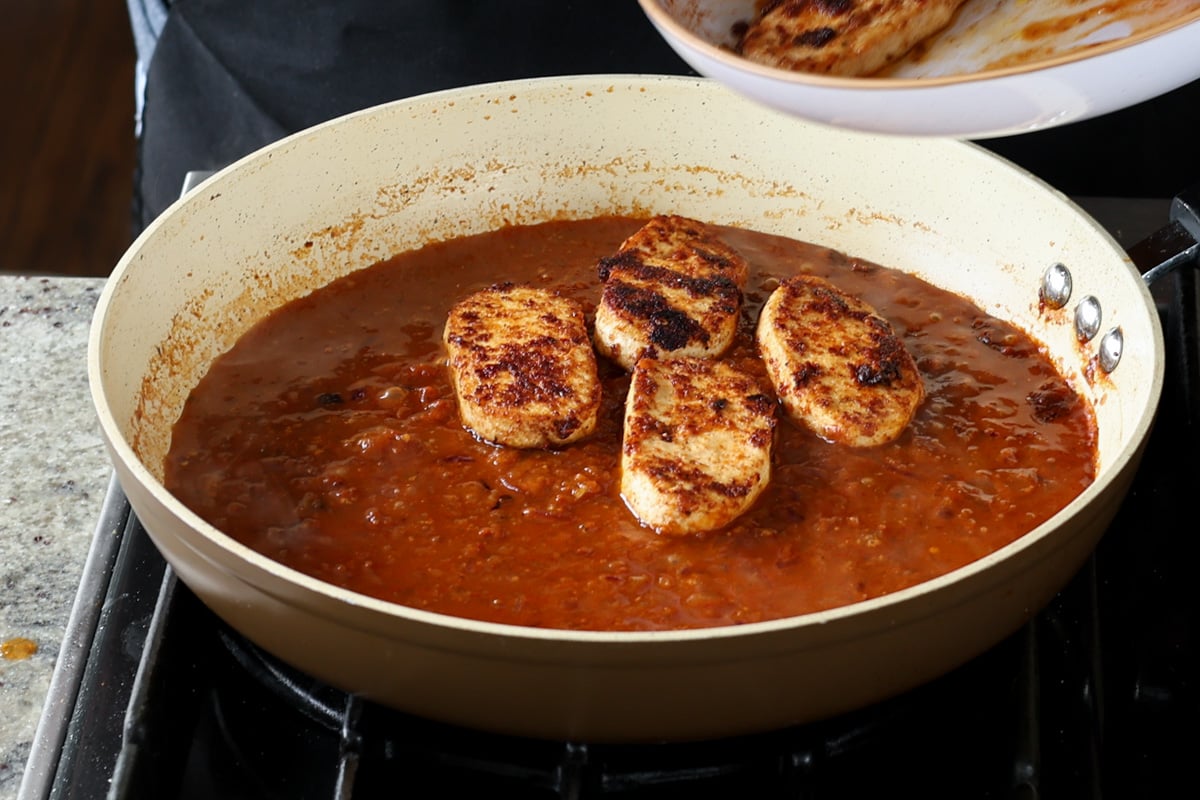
[90,75,1162,636]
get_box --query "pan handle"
[1042,187,1200,375]
[1130,183,1200,285]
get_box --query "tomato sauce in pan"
[164,217,1097,631]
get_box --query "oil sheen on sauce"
[164,217,1097,632]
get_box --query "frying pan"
[89,76,1181,742]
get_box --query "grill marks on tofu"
[595,261,741,369]
[594,215,748,371]
[757,274,923,447]
[602,214,751,287]
[621,357,776,536]
[738,0,970,77]
[444,283,600,449]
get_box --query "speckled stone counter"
[0,276,110,800]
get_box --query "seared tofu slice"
[757,275,923,447]
[606,214,750,287]
[444,283,600,449]
[595,215,747,371]
[594,263,742,371]
[621,357,776,536]
[739,0,970,77]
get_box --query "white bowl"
[639,0,1200,138]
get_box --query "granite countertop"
[0,276,110,800]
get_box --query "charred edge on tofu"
[797,27,838,48]
[640,455,762,505]
[689,245,744,276]
[600,256,743,306]
[552,415,585,441]
[601,266,741,352]
[746,0,854,54]
[853,316,910,387]
[597,250,639,283]
[618,218,747,276]
[606,282,705,352]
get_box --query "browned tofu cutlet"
[594,215,748,371]
[444,283,600,449]
[621,357,776,536]
[757,274,923,447]
[607,214,750,287]
[738,0,970,77]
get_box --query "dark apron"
[138,0,1200,230]
[137,0,697,227]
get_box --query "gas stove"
[19,197,1200,800]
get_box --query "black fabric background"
[137,0,1200,230]
[137,0,697,227]
[985,78,1200,200]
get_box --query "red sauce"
[164,217,1097,631]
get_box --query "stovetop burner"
[19,199,1200,800]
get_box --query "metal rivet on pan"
[1040,263,1072,308]
[1075,295,1101,342]
[1098,327,1123,373]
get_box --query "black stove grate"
[20,205,1200,800]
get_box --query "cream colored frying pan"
[89,75,1169,742]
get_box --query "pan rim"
[88,73,1167,653]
